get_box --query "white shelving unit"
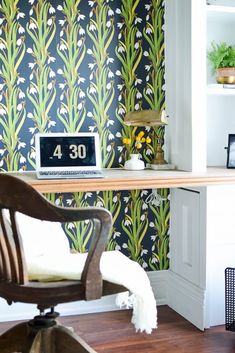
[207,84,235,95]
[207,5,235,15]
[206,2,235,166]
[165,0,235,170]
[165,0,235,331]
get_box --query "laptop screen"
[35,133,101,171]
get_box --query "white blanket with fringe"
[3,211,157,334]
[27,250,157,334]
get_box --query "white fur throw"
[4,211,157,334]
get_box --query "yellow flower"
[138,131,145,138]
[123,137,131,145]
[135,142,142,150]
[122,132,152,154]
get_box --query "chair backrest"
[0,208,27,285]
[0,173,114,302]
[0,173,67,286]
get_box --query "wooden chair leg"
[27,328,54,353]
[52,325,97,353]
[0,322,31,353]
[0,322,96,353]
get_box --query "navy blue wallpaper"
[0,0,169,270]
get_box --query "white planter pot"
[124,154,145,170]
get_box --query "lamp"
[124,109,173,169]
[124,109,168,127]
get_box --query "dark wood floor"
[0,306,235,352]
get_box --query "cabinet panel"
[169,187,207,330]
[206,185,235,326]
[207,96,235,166]
[170,188,202,286]
[165,0,206,172]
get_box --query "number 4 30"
[53,144,87,159]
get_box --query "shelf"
[207,5,235,24]
[207,84,235,95]
[207,5,235,15]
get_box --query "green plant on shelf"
[208,41,235,72]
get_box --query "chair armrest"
[81,218,109,300]
[0,174,112,294]
[41,204,112,300]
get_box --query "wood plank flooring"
[1,306,235,352]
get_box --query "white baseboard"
[167,270,206,330]
[0,270,168,322]
[148,270,168,305]
[0,270,207,330]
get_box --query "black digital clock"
[39,135,96,168]
[35,133,102,172]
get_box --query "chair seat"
[0,279,126,308]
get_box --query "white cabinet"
[169,185,235,329]
[165,0,235,171]
[165,0,235,330]
[206,185,235,326]
[170,188,205,287]
[169,187,207,330]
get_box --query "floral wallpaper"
[0,0,169,271]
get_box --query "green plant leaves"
[208,41,235,71]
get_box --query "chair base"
[0,319,96,353]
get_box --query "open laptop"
[35,132,104,179]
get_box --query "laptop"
[35,132,104,179]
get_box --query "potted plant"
[207,41,235,84]
[122,131,152,170]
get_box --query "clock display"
[40,136,96,167]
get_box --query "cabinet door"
[169,187,207,330]
[206,185,235,326]
[170,188,202,285]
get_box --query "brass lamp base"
[151,153,168,165]
[148,151,175,171]
[147,163,175,170]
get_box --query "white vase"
[124,154,145,170]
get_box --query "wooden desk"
[10,167,235,193]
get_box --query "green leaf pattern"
[0,0,169,271]
[57,0,86,133]
[26,0,56,168]
[0,0,26,171]
[86,0,115,168]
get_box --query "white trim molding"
[167,270,206,330]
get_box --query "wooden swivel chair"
[0,173,126,353]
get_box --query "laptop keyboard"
[38,170,104,179]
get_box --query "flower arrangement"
[122,131,151,156]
